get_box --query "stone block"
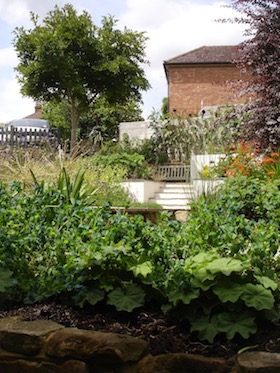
[0,317,64,355]
[45,328,148,363]
[137,353,230,373]
[0,359,89,373]
[236,351,280,373]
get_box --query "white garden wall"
[190,154,225,196]
[119,121,154,141]
[121,180,162,203]
[192,179,224,196]
[190,153,225,181]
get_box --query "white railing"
[155,165,190,182]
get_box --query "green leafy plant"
[92,152,152,179]
[0,171,278,344]
[108,282,146,312]
[165,251,277,342]
[183,176,280,273]
[147,106,243,164]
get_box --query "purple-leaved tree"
[232,0,280,149]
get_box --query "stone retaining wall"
[0,317,278,372]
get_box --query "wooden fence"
[0,127,60,148]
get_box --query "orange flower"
[261,157,275,165]
[226,169,236,177]
[271,152,280,159]
[267,170,275,177]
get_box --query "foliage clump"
[0,169,279,343]
[92,142,152,179]
[200,143,280,180]
[231,0,280,148]
[146,107,243,164]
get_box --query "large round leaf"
[108,283,145,312]
[241,284,275,310]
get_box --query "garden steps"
[150,182,196,210]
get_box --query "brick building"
[24,102,43,119]
[164,45,247,116]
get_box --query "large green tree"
[14,4,149,149]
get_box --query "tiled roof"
[24,112,42,119]
[164,45,239,64]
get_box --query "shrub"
[0,174,279,343]
[183,176,280,274]
[92,152,152,179]
[209,144,280,180]
[147,106,243,164]
[231,0,280,148]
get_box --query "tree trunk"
[70,99,80,151]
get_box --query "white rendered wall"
[121,181,162,203]
[190,153,225,181]
[190,153,225,196]
[119,121,154,141]
[192,179,224,196]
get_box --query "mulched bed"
[1,301,280,359]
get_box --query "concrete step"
[153,198,191,206]
[161,187,195,194]
[163,183,194,189]
[159,189,195,195]
[159,188,195,193]
[155,192,194,199]
[161,206,191,210]
[150,182,195,210]
[150,200,191,210]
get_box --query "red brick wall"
[165,63,248,115]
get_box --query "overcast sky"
[0,0,245,122]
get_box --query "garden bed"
[1,301,280,359]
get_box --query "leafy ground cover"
[0,167,279,345]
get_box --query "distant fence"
[0,127,60,148]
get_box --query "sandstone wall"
[0,317,278,372]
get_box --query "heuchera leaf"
[215,312,257,340]
[206,258,244,276]
[73,288,105,308]
[213,282,244,303]
[83,289,105,306]
[191,278,216,291]
[254,275,278,291]
[191,312,257,343]
[191,315,218,344]
[130,261,153,277]
[193,268,216,283]
[184,252,217,273]
[107,283,145,312]
[241,284,275,310]
[184,252,218,284]
[167,287,200,305]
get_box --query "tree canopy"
[232,0,280,148]
[14,4,149,148]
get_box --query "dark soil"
[1,301,280,358]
